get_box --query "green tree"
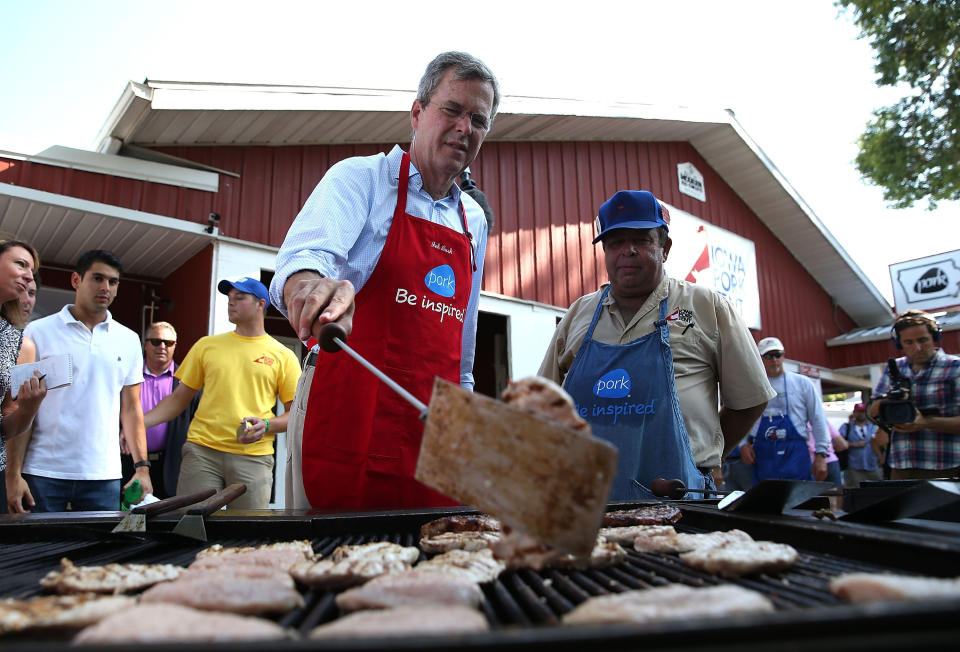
[838,0,960,208]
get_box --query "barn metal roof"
[77,79,885,326]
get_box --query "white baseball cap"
[757,337,784,356]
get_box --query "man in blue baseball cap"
[539,190,774,500]
[143,276,300,508]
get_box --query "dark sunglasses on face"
[147,338,176,347]
[762,351,783,359]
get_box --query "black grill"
[1,503,959,650]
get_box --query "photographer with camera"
[869,310,960,480]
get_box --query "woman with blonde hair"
[0,239,47,473]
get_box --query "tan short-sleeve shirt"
[538,275,775,468]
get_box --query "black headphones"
[890,310,942,349]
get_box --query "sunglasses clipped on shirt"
[146,338,176,348]
[762,351,784,359]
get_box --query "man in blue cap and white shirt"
[539,190,774,500]
[144,277,300,508]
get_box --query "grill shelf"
[0,503,959,650]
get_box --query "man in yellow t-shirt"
[144,277,300,509]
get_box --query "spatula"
[171,483,247,541]
[111,488,216,533]
[318,323,618,556]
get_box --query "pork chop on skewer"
[500,376,590,433]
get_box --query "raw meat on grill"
[0,594,134,634]
[419,514,501,539]
[500,376,590,433]
[39,558,183,594]
[309,604,489,638]
[73,603,290,643]
[602,504,683,527]
[419,530,501,554]
[335,569,483,611]
[416,548,506,583]
[829,573,960,603]
[139,570,304,614]
[633,528,753,553]
[598,525,676,545]
[563,583,774,625]
[679,540,798,577]
[290,541,420,590]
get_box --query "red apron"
[301,152,473,510]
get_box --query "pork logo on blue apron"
[424,265,456,298]
[594,369,631,398]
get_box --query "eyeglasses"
[433,102,491,132]
[762,351,783,359]
[146,338,176,347]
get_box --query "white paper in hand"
[10,354,73,398]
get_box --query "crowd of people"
[0,51,956,515]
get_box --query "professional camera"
[874,358,916,426]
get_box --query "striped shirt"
[872,349,960,470]
[269,145,488,390]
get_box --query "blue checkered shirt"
[872,349,960,470]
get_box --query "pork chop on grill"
[73,603,290,643]
[829,573,960,603]
[419,530,501,554]
[419,514,501,539]
[679,540,798,578]
[139,571,304,614]
[335,569,483,612]
[309,604,489,639]
[416,548,506,583]
[500,376,590,433]
[291,541,420,590]
[633,528,753,554]
[39,558,183,594]
[563,583,774,626]
[190,540,314,572]
[599,525,676,545]
[0,593,134,634]
[602,504,682,527]
[491,529,626,571]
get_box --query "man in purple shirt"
[121,321,198,498]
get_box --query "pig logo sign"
[425,265,456,298]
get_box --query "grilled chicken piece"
[419,514,501,539]
[0,594,134,634]
[602,504,682,527]
[829,573,960,603]
[599,525,676,545]
[309,605,488,639]
[335,569,483,612]
[291,541,420,590]
[416,548,506,584]
[679,540,798,578]
[419,530,501,554]
[139,571,304,614]
[563,583,774,626]
[501,376,590,433]
[74,603,290,643]
[39,558,183,594]
[190,540,314,571]
[633,528,752,554]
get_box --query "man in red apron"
[270,52,499,511]
[539,191,775,496]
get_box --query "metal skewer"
[319,322,429,420]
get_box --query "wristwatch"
[134,460,152,469]
[814,452,827,458]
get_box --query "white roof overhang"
[0,182,216,278]
[90,80,893,326]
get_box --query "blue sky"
[2,0,956,305]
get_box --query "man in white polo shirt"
[6,250,151,513]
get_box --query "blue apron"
[563,288,708,500]
[751,378,812,481]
